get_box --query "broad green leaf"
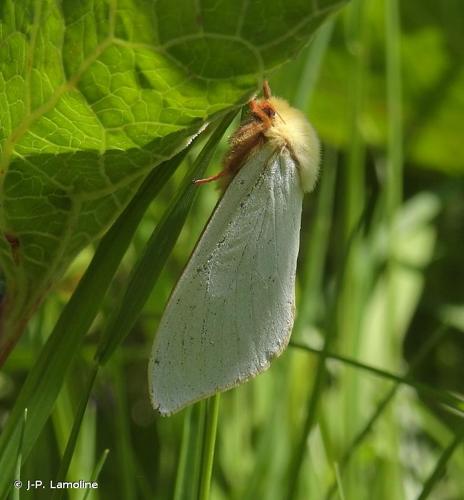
[0,0,346,352]
[0,149,189,499]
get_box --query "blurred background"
[2,0,464,499]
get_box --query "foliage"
[1,0,464,499]
[0,0,344,353]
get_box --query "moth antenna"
[263,80,272,99]
[276,110,286,124]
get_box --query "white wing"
[149,144,303,415]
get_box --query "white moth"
[149,82,320,416]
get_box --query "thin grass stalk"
[82,449,110,500]
[384,0,404,407]
[342,0,368,242]
[383,0,404,393]
[293,146,337,335]
[286,331,334,500]
[290,341,464,416]
[284,153,337,499]
[416,425,464,500]
[334,463,346,500]
[198,395,221,500]
[96,111,237,364]
[338,0,370,495]
[385,0,403,217]
[282,151,336,498]
[111,356,137,500]
[286,186,368,500]
[293,18,335,111]
[0,148,191,496]
[11,409,27,500]
[382,1,405,496]
[280,19,337,499]
[174,403,207,500]
[173,407,196,500]
[51,363,99,500]
[324,326,448,499]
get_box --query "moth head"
[249,89,277,125]
[253,82,321,193]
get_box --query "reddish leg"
[248,100,273,129]
[193,169,228,185]
[195,89,274,186]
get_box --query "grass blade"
[174,404,206,500]
[416,426,464,500]
[111,357,137,500]
[284,153,337,496]
[198,395,221,500]
[385,0,403,218]
[51,363,99,500]
[0,147,191,497]
[293,146,337,336]
[293,17,335,111]
[286,186,369,500]
[11,409,27,500]
[82,449,110,500]
[290,341,464,416]
[334,463,346,500]
[96,111,237,364]
[324,326,448,499]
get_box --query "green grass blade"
[342,0,369,241]
[285,329,334,499]
[279,18,337,497]
[324,326,448,499]
[111,357,137,500]
[198,395,221,500]
[293,17,335,111]
[294,146,337,335]
[290,341,464,416]
[96,111,237,364]
[286,183,369,500]
[284,152,338,498]
[334,463,346,500]
[0,148,190,497]
[383,10,404,491]
[51,363,99,500]
[173,407,196,500]
[11,409,27,500]
[82,449,110,500]
[385,0,403,218]
[416,426,464,500]
[174,404,206,500]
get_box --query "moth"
[149,82,320,415]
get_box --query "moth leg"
[193,169,228,185]
[195,120,267,186]
[195,96,273,186]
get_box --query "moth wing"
[149,145,303,415]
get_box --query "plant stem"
[198,395,220,500]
